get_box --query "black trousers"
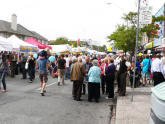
[153,72,164,86]
[119,73,127,96]
[29,68,35,81]
[10,61,16,77]
[82,84,86,94]
[72,80,83,100]
[22,68,27,79]
[106,76,115,98]
[101,75,107,94]
[116,71,120,92]
[88,83,100,101]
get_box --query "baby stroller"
[129,68,140,88]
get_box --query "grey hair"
[92,60,98,66]
[72,58,78,63]
[78,57,82,62]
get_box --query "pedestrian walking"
[0,54,9,93]
[65,54,70,79]
[151,55,165,86]
[9,51,17,77]
[57,54,66,86]
[36,51,49,96]
[100,59,107,94]
[20,53,27,79]
[141,55,151,87]
[70,57,85,101]
[105,59,116,99]
[83,56,92,95]
[88,60,101,102]
[118,55,128,96]
[27,54,36,83]
[114,55,121,93]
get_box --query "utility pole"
[131,0,141,102]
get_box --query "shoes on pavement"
[95,99,99,103]
[82,92,85,95]
[21,78,26,80]
[76,99,82,101]
[29,80,33,83]
[105,97,113,100]
[40,92,45,96]
[119,94,125,96]
[57,82,60,86]
[2,90,6,93]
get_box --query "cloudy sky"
[0,0,164,45]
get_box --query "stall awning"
[144,41,154,49]
[155,45,165,52]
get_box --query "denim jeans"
[65,67,70,79]
[1,72,7,90]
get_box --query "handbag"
[25,62,29,70]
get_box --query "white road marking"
[36,82,57,90]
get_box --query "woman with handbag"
[0,54,9,93]
[27,54,36,83]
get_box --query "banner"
[20,46,38,52]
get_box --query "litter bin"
[150,82,165,124]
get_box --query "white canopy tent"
[7,35,38,52]
[0,40,13,51]
[0,37,13,51]
[50,44,71,53]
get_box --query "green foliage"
[152,15,165,22]
[49,37,84,47]
[122,12,137,27]
[108,12,165,53]
[92,45,106,52]
[49,37,69,45]
[141,15,165,40]
[107,25,136,53]
[141,24,160,39]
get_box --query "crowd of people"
[0,50,165,103]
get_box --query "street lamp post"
[131,0,141,102]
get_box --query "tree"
[108,12,165,53]
[141,16,165,41]
[49,37,70,45]
[107,25,136,53]
[122,12,137,27]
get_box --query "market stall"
[7,35,38,52]
[0,37,13,51]
[50,44,71,55]
[25,37,51,50]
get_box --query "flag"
[77,38,80,47]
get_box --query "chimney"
[11,14,17,31]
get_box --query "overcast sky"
[0,0,164,45]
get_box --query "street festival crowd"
[0,50,165,102]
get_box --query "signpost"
[131,0,141,102]
[139,0,152,28]
[132,0,152,102]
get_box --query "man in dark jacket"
[118,55,128,96]
[20,53,27,79]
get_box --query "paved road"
[0,74,112,124]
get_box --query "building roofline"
[154,3,165,16]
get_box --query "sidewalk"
[115,87,151,124]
